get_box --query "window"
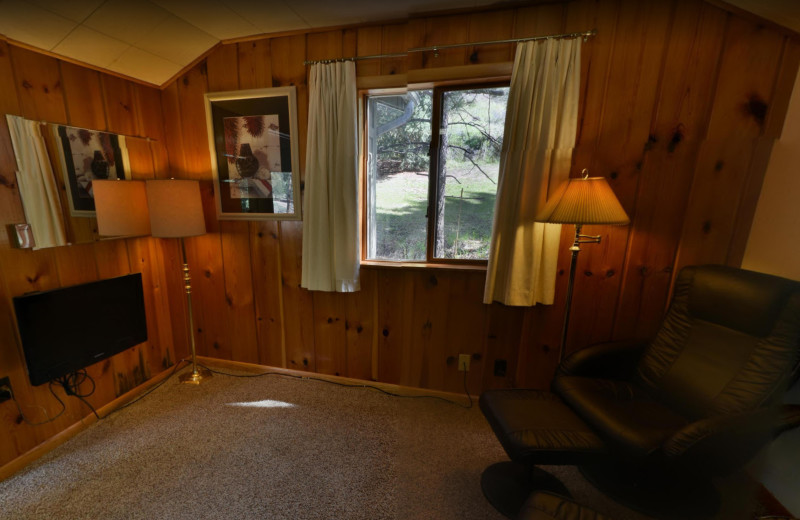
[364,83,510,263]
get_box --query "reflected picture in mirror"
[6,114,150,249]
[52,125,130,217]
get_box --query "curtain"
[6,115,68,249]
[301,61,360,292]
[483,38,581,306]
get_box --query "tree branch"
[447,145,497,184]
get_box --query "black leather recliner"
[480,265,800,519]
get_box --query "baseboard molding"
[0,363,181,483]
[196,356,473,406]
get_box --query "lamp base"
[179,367,212,385]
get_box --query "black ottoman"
[480,389,608,518]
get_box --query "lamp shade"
[145,179,206,238]
[94,180,151,237]
[535,176,630,225]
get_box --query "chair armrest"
[556,340,648,380]
[661,405,800,477]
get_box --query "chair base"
[579,463,720,520]
[481,462,571,519]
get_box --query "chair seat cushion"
[479,389,606,466]
[554,376,690,458]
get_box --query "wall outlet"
[458,354,471,372]
[0,376,11,403]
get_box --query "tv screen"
[13,273,148,386]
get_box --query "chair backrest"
[636,265,800,419]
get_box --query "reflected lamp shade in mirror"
[93,180,151,237]
[145,179,206,238]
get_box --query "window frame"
[360,77,510,269]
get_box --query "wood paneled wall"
[1,0,798,470]
[160,0,800,397]
[0,42,186,468]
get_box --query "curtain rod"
[303,29,596,65]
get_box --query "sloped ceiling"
[0,0,798,87]
[0,0,497,86]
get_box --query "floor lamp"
[535,171,630,363]
[95,179,210,384]
[145,179,210,385]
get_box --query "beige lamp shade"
[145,179,206,238]
[93,180,151,237]
[535,176,630,225]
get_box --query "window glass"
[366,91,432,261]
[434,87,508,259]
[365,84,509,263]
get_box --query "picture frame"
[51,124,130,217]
[204,87,302,220]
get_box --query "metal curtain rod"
[303,29,596,65]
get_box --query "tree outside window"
[365,84,509,263]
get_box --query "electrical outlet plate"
[0,376,10,403]
[458,354,470,372]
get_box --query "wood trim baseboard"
[0,363,183,483]
[197,356,473,405]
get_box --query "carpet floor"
[0,365,765,519]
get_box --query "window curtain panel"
[483,38,581,306]
[301,61,360,292]
[6,115,68,249]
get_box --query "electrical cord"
[5,360,189,426]
[197,363,474,409]
[54,369,100,420]
[7,381,67,426]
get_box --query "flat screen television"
[13,273,148,386]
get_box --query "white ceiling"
[0,0,799,87]
[0,0,493,86]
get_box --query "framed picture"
[51,124,130,217]
[204,87,301,220]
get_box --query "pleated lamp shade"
[536,176,630,225]
[145,179,206,238]
[94,180,151,237]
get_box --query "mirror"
[6,115,158,249]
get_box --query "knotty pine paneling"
[156,0,800,397]
[0,43,181,468]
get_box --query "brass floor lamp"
[535,170,630,363]
[146,179,211,385]
[94,178,211,385]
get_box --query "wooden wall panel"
[60,63,106,131]
[2,0,797,474]
[0,41,25,243]
[675,14,787,271]
[9,47,67,124]
[151,0,800,403]
[0,43,178,469]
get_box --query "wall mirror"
[6,115,156,249]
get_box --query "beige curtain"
[301,61,360,292]
[6,115,68,249]
[483,38,581,306]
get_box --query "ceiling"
[0,0,799,87]
[0,0,494,86]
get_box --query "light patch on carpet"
[225,399,296,408]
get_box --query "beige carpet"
[0,365,763,519]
